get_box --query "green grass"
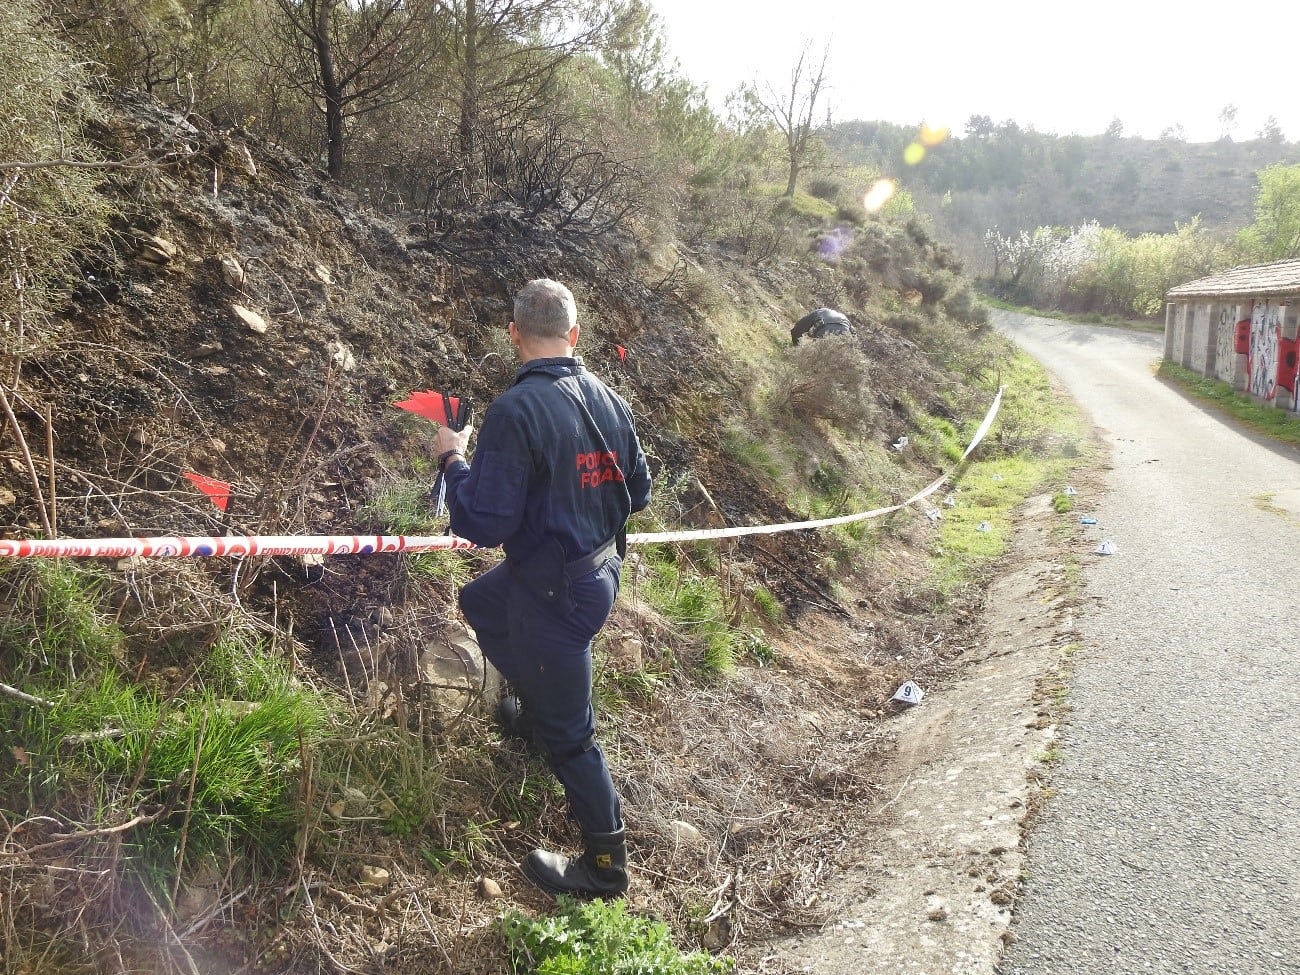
[750,586,783,624]
[759,184,839,221]
[1159,361,1300,446]
[595,658,666,711]
[0,562,334,898]
[638,546,742,678]
[980,294,1162,332]
[721,424,783,481]
[359,475,441,535]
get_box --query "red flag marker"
[182,471,231,512]
[615,345,627,363]
[395,390,468,426]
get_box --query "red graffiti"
[1279,336,1299,394]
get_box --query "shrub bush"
[770,336,873,429]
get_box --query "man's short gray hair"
[513,279,578,340]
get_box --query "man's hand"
[435,423,473,458]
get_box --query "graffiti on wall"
[1248,300,1282,400]
[1280,334,1299,410]
[1214,305,1243,383]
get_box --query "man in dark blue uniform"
[433,278,652,898]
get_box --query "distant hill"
[826,120,1300,273]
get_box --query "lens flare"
[903,143,926,166]
[919,123,950,147]
[863,179,896,214]
[817,226,853,261]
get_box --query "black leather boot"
[521,829,628,898]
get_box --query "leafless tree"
[478,114,643,235]
[742,43,829,197]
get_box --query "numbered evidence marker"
[1096,539,1118,555]
[891,680,925,706]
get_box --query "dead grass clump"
[770,337,873,429]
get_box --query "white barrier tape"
[0,533,480,560]
[962,385,1004,460]
[626,472,948,545]
[0,387,1003,559]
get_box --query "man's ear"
[568,323,580,348]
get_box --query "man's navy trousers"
[460,554,623,836]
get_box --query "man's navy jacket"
[442,357,651,564]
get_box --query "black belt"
[565,537,618,578]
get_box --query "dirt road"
[993,310,1300,974]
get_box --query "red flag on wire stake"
[182,472,232,512]
[615,345,627,363]
[394,390,471,428]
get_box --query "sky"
[647,0,1300,144]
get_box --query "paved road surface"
[992,310,1300,975]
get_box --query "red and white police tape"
[0,388,1003,560]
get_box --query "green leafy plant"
[739,628,779,667]
[500,896,734,975]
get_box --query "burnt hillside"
[0,90,1017,975]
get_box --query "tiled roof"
[1166,258,1300,300]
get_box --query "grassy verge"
[980,294,1162,332]
[922,342,1096,599]
[1158,361,1300,446]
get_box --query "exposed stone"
[300,553,325,581]
[358,865,390,889]
[670,820,706,848]
[604,631,644,671]
[232,303,268,333]
[131,232,179,267]
[220,256,246,288]
[328,340,357,371]
[419,625,491,715]
[476,876,503,899]
[342,787,371,815]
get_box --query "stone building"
[1164,259,1300,411]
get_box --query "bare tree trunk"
[311,0,346,178]
[458,0,479,167]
